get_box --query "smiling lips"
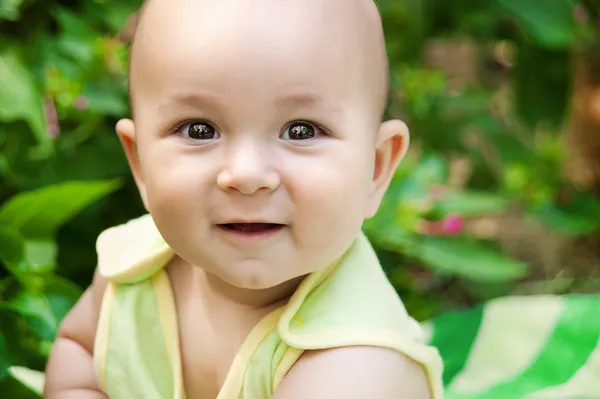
[219,223,284,233]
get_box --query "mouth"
[215,222,285,245]
[217,223,285,233]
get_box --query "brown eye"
[283,122,317,140]
[186,122,217,140]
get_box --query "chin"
[218,260,295,290]
[227,274,286,291]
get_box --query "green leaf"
[0,228,25,268]
[532,205,600,236]
[8,276,82,341]
[531,191,600,236]
[0,331,10,380]
[24,241,57,273]
[412,236,528,282]
[53,7,99,64]
[0,180,121,239]
[7,367,44,396]
[0,309,43,396]
[434,190,510,217]
[0,0,25,21]
[8,294,56,342]
[0,51,49,145]
[0,232,57,275]
[496,0,577,49]
[84,82,129,117]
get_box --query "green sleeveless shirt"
[92,214,444,398]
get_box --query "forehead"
[131,0,375,109]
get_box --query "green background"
[1,0,600,396]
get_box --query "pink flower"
[417,214,465,236]
[441,214,464,236]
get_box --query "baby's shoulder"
[96,214,174,284]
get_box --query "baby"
[44,0,443,398]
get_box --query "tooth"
[242,224,249,233]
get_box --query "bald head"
[128,0,390,121]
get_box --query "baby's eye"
[180,121,219,140]
[281,121,323,141]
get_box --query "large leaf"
[412,236,528,282]
[8,276,82,342]
[496,0,577,49]
[0,0,25,21]
[0,51,48,145]
[0,180,121,239]
[429,295,600,396]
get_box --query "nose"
[216,139,280,195]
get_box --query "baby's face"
[119,0,407,289]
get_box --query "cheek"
[137,143,216,255]
[287,145,373,228]
[288,158,369,272]
[140,143,209,215]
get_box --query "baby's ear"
[365,119,409,218]
[116,118,149,211]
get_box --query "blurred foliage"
[1,0,600,396]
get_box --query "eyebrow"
[157,92,345,116]
[275,93,345,115]
[157,92,223,113]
